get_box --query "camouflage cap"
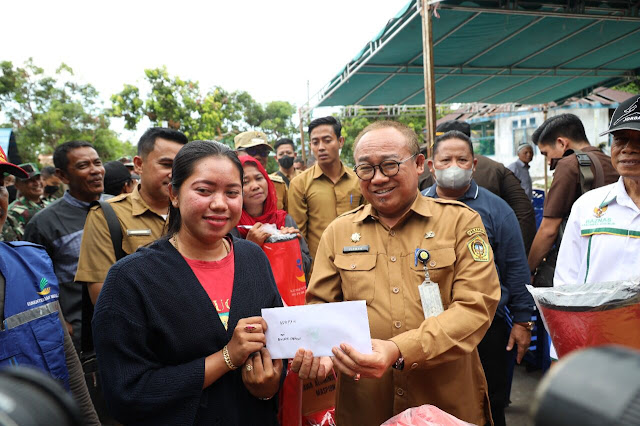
[17,163,41,180]
[0,146,28,179]
[234,131,273,151]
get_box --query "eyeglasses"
[242,146,270,157]
[353,154,417,181]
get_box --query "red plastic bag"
[302,408,336,426]
[382,405,472,426]
[279,362,303,426]
[527,280,640,358]
[262,236,306,306]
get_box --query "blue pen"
[350,194,353,205]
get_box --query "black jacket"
[93,237,283,425]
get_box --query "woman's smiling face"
[172,156,243,243]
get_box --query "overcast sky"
[5,0,407,141]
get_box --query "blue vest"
[0,241,70,390]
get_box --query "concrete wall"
[486,105,613,181]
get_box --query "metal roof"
[313,0,640,108]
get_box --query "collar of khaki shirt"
[130,184,162,217]
[351,191,432,224]
[311,161,352,181]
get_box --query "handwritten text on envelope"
[262,301,373,359]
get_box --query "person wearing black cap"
[0,146,100,425]
[419,120,537,253]
[554,94,640,286]
[103,161,138,196]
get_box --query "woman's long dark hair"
[166,140,243,236]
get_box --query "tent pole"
[299,107,307,165]
[543,107,549,194]
[421,0,437,158]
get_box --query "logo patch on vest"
[37,277,51,296]
[593,205,608,218]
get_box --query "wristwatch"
[391,356,405,371]
[516,321,535,331]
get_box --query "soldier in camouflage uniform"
[1,163,49,241]
[41,165,66,202]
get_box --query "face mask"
[278,155,294,169]
[434,166,473,190]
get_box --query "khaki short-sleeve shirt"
[306,193,500,426]
[75,186,167,284]
[271,175,288,212]
[287,163,363,259]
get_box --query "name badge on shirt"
[343,245,370,253]
[126,229,152,236]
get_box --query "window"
[471,121,495,156]
[512,120,519,129]
[512,116,537,154]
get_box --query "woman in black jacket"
[93,141,283,425]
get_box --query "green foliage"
[613,79,640,94]
[337,108,448,166]
[0,59,134,163]
[111,67,298,146]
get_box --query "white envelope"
[262,301,373,359]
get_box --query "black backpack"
[533,151,605,287]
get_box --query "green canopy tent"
[301,0,640,155]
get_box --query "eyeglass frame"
[353,153,418,181]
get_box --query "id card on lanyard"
[415,249,444,319]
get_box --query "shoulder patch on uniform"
[269,174,285,183]
[466,227,486,237]
[467,235,490,262]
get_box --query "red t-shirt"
[183,241,235,330]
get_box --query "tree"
[337,109,449,166]
[613,79,640,94]
[111,67,298,151]
[0,59,134,163]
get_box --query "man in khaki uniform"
[75,128,188,303]
[234,131,288,211]
[288,116,364,260]
[271,137,301,186]
[294,121,500,426]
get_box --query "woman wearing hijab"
[232,155,312,276]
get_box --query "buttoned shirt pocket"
[409,247,456,306]
[123,230,156,255]
[333,254,376,305]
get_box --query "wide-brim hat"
[0,146,28,178]
[600,94,640,136]
[234,131,273,151]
